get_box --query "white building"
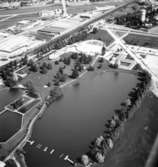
[0,35,44,67]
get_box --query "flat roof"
[0,35,42,53]
[39,26,66,34]
[0,36,29,53]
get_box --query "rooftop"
[0,35,43,54]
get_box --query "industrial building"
[0,35,44,66]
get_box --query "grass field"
[113,30,127,37]
[124,33,158,49]
[92,92,158,167]
[87,29,114,46]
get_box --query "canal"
[24,71,138,167]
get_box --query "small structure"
[140,8,147,23]
[64,155,74,165]
[39,9,62,19]
[0,78,4,86]
[95,5,115,12]
[76,40,106,56]
[0,161,6,167]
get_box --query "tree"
[40,67,48,74]
[25,81,38,98]
[5,159,17,167]
[95,136,104,147]
[27,59,34,67]
[49,86,63,100]
[114,109,125,121]
[95,152,105,163]
[42,62,48,68]
[21,55,28,65]
[63,57,71,65]
[70,69,79,79]
[92,27,98,34]
[47,63,52,70]
[102,46,106,55]
[4,73,18,88]
[54,60,59,65]
[54,80,60,86]
[81,155,90,166]
[29,63,38,72]
[98,57,104,63]
[71,53,78,59]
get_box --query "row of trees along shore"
[79,70,151,167]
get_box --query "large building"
[0,35,44,66]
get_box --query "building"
[0,35,44,67]
[39,9,62,19]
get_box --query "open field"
[87,29,114,46]
[124,33,158,49]
[0,13,39,30]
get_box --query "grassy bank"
[94,92,158,167]
[124,33,158,49]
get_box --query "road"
[0,1,124,16]
[105,26,158,97]
[105,27,158,77]
[0,1,130,30]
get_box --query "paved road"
[0,2,122,30]
[0,1,123,16]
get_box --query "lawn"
[87,29,114,46]
[20,52,95,99]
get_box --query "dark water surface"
[0,89,22,112]
[24,71,138,167]
[0,110,22,142]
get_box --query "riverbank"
[93,92,158,167]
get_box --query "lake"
[24,71,138,167]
